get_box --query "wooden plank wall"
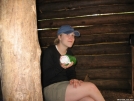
[36,0,134,91]
[132,47,134,93]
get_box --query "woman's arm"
[66,64,76,80]
[41,49,63,84]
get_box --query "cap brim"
[64,30,80,36]
[74,31,80,36]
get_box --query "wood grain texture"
[1,0,43,101]
[38,4,134,19]
[37,0,134,12]
[38,14,134,28]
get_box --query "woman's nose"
[69,36,74,40]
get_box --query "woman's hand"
[60,62,73,69]
[69,79,83,88]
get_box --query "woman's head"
[54,25,80,48]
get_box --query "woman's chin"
[66,43,74,48]
[68,44,73,48]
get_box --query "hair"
[54,38,60,45]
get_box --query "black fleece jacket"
[41,45,76,88]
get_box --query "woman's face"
[58,32,75,48]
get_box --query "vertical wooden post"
[1,0,43,101]
[132,46,134,94]
[0,0,2,77]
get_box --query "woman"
[41,25,105,101]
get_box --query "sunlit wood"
[1,0,43,100]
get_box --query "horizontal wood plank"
[75,54,131,68]
[76,68,131,79]
[38,14,134,28]
[75,34,130,45]
[37,0,134,12]
[38,24,134,37]
[89,79,131,89]
[71,43,131,55]
[38,4,134,19]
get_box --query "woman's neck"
[56,44,67,55]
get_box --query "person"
[41,25,105,101]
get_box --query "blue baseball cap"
[57,25,80,36]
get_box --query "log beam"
[90,79,130,90]
[1,0,43,101]
[37,0,134,12]
[84,74,130,90]
[38,24,134,37]
[76,68,131,79]
[76,54,131,68]
[38,14,134,28]
[38,4,134,19]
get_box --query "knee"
[79,96,95,101]
[87,82,99,91]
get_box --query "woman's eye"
[71,34,75,36]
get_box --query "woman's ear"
[58,35,61,40]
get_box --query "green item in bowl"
[60,55,76,65]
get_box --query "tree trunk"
[0,0,43,101]
[0,0,2,77]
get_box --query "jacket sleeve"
[66,50,76,80]
[41,49,63,84]
[66,65,76,80]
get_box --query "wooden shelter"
[0,0,134,101]
[36,0,134,93]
